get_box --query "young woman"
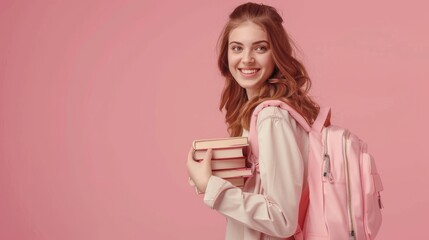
[187,2,320,239]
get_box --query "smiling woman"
[227,21,275,99]
[216,3,319,138]
[186,2,320,240]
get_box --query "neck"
[246,88,257,100]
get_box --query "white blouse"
[204,106,309,240]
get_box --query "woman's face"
[228,21,275,99]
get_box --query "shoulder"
[257,106,294,126]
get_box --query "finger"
[188,147,193,159]
[186,148,196,173]
[188,177,195,186]
[203,148,213,162]
[187,147,195,163]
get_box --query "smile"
[239,68,260,77]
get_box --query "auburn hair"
[218,2,320,137]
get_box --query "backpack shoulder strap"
[312,107,331,133]
[249,99,311,160]
[250,99,311,131]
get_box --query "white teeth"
[240,69,258,74]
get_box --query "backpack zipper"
[323,127,330,177]
[323,127,334,182]
[343,130,356,240]
[323,154,331,177]
[321,128,331,236]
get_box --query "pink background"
[1,0,428,239]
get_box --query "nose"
[242,50,255,65]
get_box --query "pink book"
[193,136,248,149]
[212,168,252,179]
[225,177,246,187]
[211,158,246,170]
[194,148,245,160]
[192,136,248,160]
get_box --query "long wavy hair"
[218,2,320,137]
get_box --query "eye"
[231,46,243,52]
[255,46,268,52]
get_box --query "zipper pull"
[378,192,384,209]
[349,230,356,240]
[323,154,330,177]
[323,154,334,183]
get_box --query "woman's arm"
[203,107,305,238]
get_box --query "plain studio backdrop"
[1,0,428,239]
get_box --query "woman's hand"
[186,147,213,194]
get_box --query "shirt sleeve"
[203,107,305,238]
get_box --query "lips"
[238,68,260,78]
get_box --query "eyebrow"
[229,40,269,45]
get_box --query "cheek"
[262,56,275,72]
[227,55,238,70]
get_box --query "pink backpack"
[248,100,384,240]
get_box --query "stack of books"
[192,136,252,188]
